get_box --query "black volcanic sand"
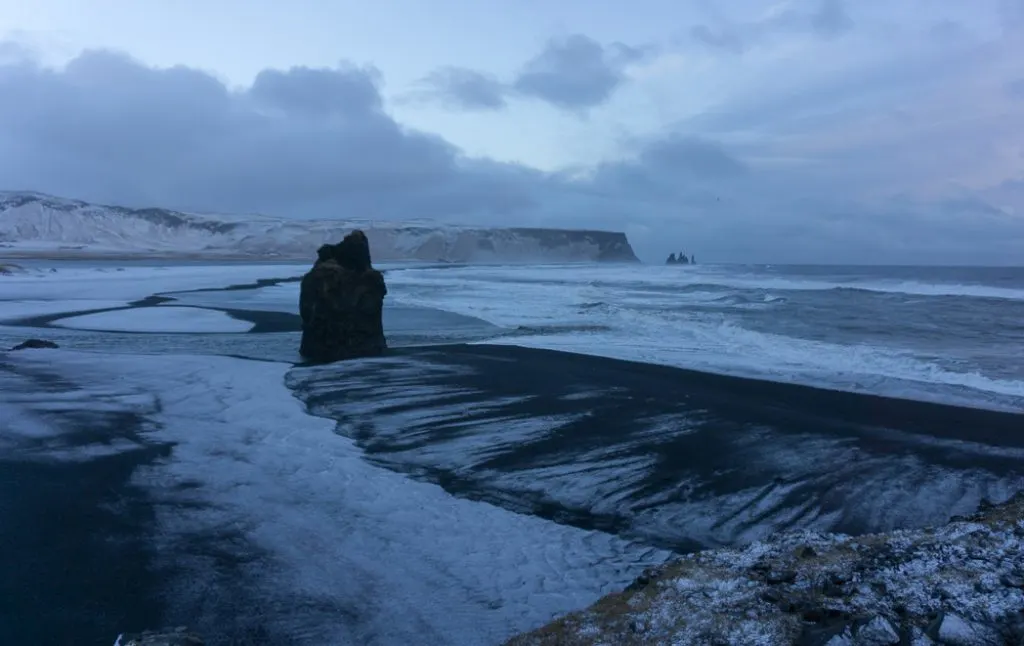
[0,359,170,645]
[288,343,1024,553]
[3,342,1024,644]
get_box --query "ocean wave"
[385,265,1024,410]
[694,276,1024,301]
[481,317,1024,410]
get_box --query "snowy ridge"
[0,191,639,262]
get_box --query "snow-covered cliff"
[0,192,639,262]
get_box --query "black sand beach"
[3,343,1024,644]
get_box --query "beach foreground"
[3,261,1023,645]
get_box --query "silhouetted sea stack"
[665,252,694,265]
[298,230,388,363]
[9,338,59,351]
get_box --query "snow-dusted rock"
[0,191,639,262]
[507,493,1024,646]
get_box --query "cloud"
[1,22,1023,266]
[810,0,854,38]
[249,64,383,117]
[511,35,645,111]
[689,0,853,53]
[412,34,646,113]
[1006,78,1024,99]
[410,66,507,110]
[0,48,539,221]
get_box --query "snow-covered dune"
[0,192,639,263]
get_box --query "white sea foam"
[382,266,1024,408]
[0,264,307,303]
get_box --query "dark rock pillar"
[299,230,388,362]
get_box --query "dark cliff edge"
[505,228,640,263]
[1,191,642,263]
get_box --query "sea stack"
[298,230,388,362]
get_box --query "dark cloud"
[690,0,853,53]
[1000,0,1024,31]
[0,48,536,220]
[414,35,645,113]
[1006,78,1024,100]
[512,35,641,110]
[412,66,507,110]
[250,64,382,117]
[690,25,746,54]
[810,0,854,38]
[0,43,1021,265]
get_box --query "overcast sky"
[1,0,1022,263]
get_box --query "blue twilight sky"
[1,0,1022,263]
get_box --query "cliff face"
[0,192,640,263]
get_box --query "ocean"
[1,261,1023,645]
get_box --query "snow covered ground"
[2,348,667,644]
[52,306,255,333]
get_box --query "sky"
[1,0,1023,264]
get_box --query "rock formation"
[298,230,387,362]
[9,338,59,350]
[508,493,1024,645]
[666,252,692,265]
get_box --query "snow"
[51,306,254,333]
[0,263,308,302]
[512,498,1024,645]
[2,349,668,644]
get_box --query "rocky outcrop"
[9,338,59,350]
[508,493,1024,645]
[666,252,693,265]
[298,230,387,363]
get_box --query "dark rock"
[797,621,853,646]
[766,569,797,585]
[1001,572,1024,588]
[10,338,59,351]
[751,560,773,572]
[299,230,388,363]
[798,545,818,559]
[760,588,783,604]
[829,572,852,585]
[853,615,900,645]
[666,253,678,265]
[625,573,652,592]
[997,611,1024,644]
[926,612,993,645]
[822,579,848,598]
